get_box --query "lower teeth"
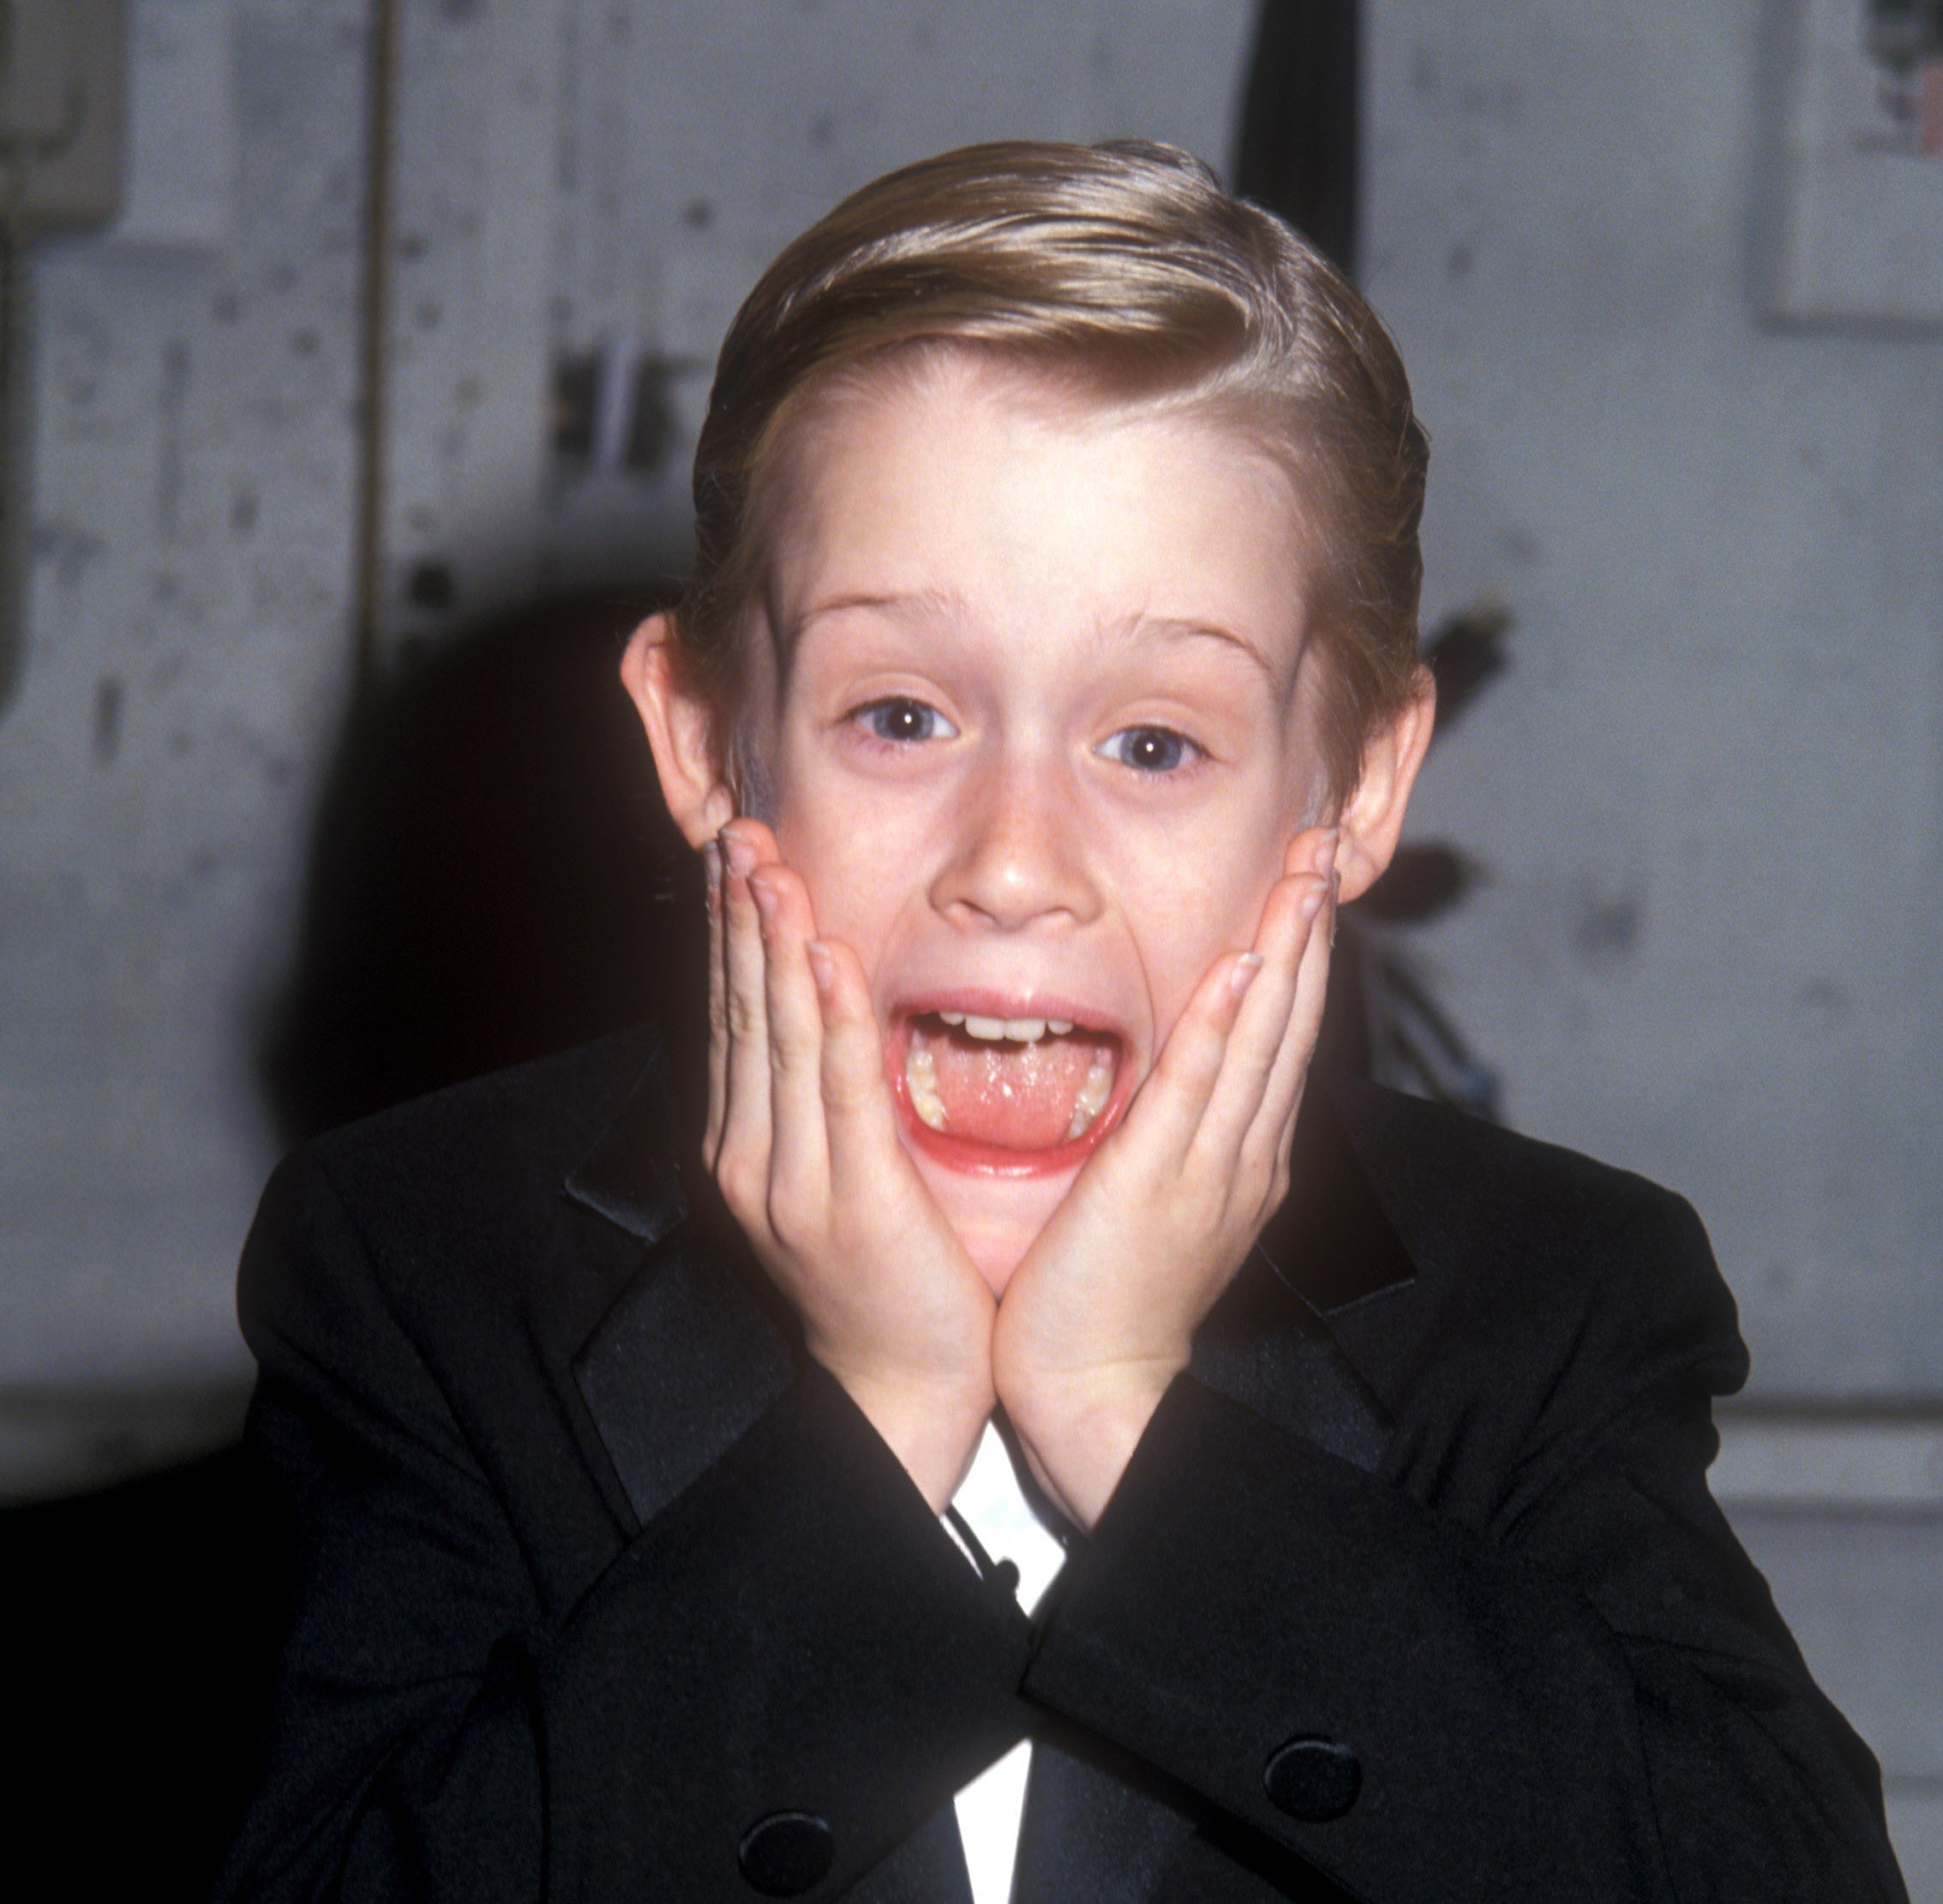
[906,1046,948,1131]
[902,1036,1114,1144]
[1065,1060,1113,1140]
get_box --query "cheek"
[1118,784,1298,940]
[1128,864,1268,1018]
[1103,798,1293,1034]
[772,776,933,954]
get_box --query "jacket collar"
[1185,1070,1416,1473]
[562,1039,689,1249]
[563,1044,1418,1524]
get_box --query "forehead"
[758,351,1315,688]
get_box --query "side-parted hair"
[675,139,1428,798]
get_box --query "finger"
[749,864,831,1205]
[721,814,783,864]
[1244,861,1336,1174]
[808,936,906,1200]
[716,822,777,1180]
[1189,868,1327,1169]
[1171,826,1334,1168]
[1110,946,1262,1170]
[704,840,728,1159]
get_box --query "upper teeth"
[942,1014,1078,1043]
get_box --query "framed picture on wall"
[1758,0,1943,327]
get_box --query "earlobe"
[1334,667,1437,904]
[620,613,736,848]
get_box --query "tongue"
[914,1024,1115,1150]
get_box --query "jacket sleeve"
[217,1151,1028,1904]
[1021,1192,1908,1904]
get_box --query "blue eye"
[1100,725,1198,773]
[857,697,957,744]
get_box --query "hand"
[708,820,995,1510]
[992,827,1340,1530]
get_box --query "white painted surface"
[1364,0,1943,1399]
[0,0,369,1385]
[1713,1414,1943,1511]
[113,0,237,249]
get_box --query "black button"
[738,1811,835,1895]
[1262,1737,1361,1822]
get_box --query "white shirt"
[942,1420,1070,1904]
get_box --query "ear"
[1334,666,1437,904]
[620,613,736,848]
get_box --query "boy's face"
[638,352,1423,1288]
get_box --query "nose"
[927,754,1103,933]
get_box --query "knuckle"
[715,1150,765,1220]
[725,990,764,1041]
[765,1181,817,1250]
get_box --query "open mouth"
[889,1002,1130,1177]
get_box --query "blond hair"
[675,139,1428,797]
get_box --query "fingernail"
[747,874,779,928]
[720,827,757,877]
[807,940,835,995]
[1311,828,1340,879]
[1299,882,1327,922]
[1230,952,1264,997]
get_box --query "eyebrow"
[791,591,1277,678]
[1102,613,1276,678]
[793,587,962,640]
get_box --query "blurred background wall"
[0,0,1937,1893]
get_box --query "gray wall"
[1370,0,1943,1402]
[1,0,1937,1886]
[2,0,369,1409]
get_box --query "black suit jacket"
[217,1028,1906,1903]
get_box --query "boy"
[219,143,1905,1902]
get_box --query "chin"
[909,1148,1075,1296]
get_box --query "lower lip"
[886,1020,1134,1178]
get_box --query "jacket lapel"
[563,1055,799,1529]
[572,1229,799,1527]
[1190,1074,1417,1478]
[1012,1725,1201,1904]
